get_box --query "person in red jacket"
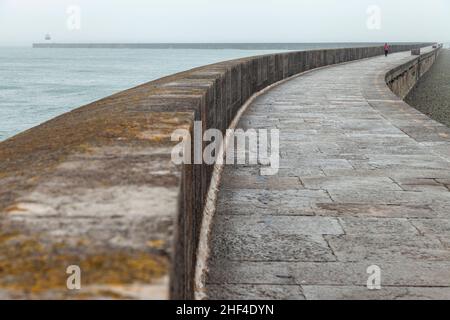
[384,43,390,57]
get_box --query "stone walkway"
[205,48,450,300]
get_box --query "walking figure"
[384,43,390,57]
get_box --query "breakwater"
[32,42,414,50]
[203,45,449,300]
[0,43,434,299]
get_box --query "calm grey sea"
[0,43,388,141]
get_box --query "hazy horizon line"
[1,41,448,49]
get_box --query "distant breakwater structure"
[0,43,439,300]
[33,42,418,50]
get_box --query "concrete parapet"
[387,46,441,99]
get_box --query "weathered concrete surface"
[206,46,450,300]
[0,112,188,299]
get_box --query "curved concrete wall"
[386,45,442,99]
[0,43,432,299]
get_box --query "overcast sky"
[0,0,449,46]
